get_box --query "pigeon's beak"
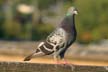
[74,10,78,15]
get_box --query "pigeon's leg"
[61,58,70,64]
[59,50,71,64]
[53,52,60,64]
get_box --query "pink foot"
[62,59,70,65]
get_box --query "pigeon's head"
[66,7,78,16]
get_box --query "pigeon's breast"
[66,29,77,47]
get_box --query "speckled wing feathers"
[37,28,67,55]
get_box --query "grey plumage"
[24,7,78,62]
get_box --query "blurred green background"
[0,0,108,44]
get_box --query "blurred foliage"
[74,0,108,44]
[32,24,54,40]
[38,0,56,10]
[0,0,108,44]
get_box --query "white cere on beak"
[73,10,78,15]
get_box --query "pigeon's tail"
[24,50,45,61]
[24,52,35,61]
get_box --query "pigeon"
[24,7,78,64]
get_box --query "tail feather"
[24,53,35,61]
[24,51,45,61]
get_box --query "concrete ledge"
[0,61,108,72]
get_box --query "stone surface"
[0,61,108,72]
